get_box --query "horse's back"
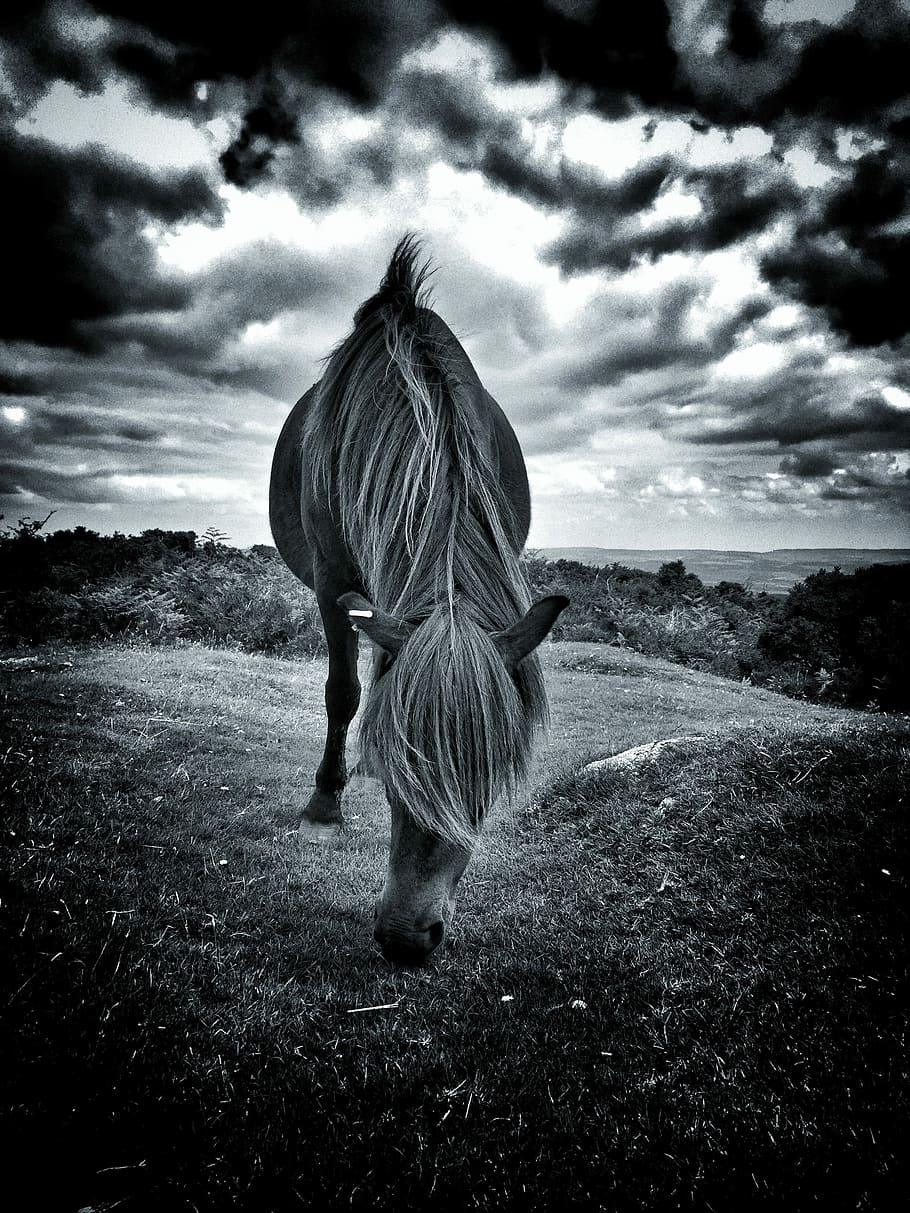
[485,389,531,550]
[421,309,531,550]
[269,386,316,588]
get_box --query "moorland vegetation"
[2,515,907,711]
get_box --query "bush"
[160,556,322,655]
[754,565,910,710]
[523,555,766,680]
[0,588,83,644]
[0,518,324,657]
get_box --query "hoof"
[299,790,343,844]
[298,817,341,844]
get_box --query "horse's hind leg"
[300,586,361,842]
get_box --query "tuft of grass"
[1,643,907,1211]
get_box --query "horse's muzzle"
[374,919,445,966]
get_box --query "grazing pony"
[269,237,567,964]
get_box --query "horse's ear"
[493,595,570,669]
[337,592,414,656]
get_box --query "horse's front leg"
[300,589,361,842]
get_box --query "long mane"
[302,235,548,848]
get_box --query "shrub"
[0,588,83,644]
[160,556,322,655]
[755,565,910,710]
[0,517,324,657]
[523,555,762,680]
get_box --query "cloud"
[668,0,910,131]
[817,453,910,508]
[0,126,222,347]
[0,460,256,507]
[725,0,768,62]
[0,403,165,451]
[484,147,674,247]
[439,0,685,116]
[556,275,768,394]
[392,64,498,150]
[690,384,910,451]
[758,1,910,127]
[549,160,799,273]
[0,3,110,111]
[639,469,710,499]
[760,149,910,347]
[219,86,301,187]
[778,450,836,478]
[4,1,441,195]
[103,0,440,109]
[528,457,617,497]
[94,239,340,370]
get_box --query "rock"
[581,735,705,775]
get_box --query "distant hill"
[536,547,910,594]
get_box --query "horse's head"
[339,591,568,965]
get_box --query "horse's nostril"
[375,920,446,966]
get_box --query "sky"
[1,0,909,552]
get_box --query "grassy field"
[1,640,907,1212]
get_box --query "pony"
[269,236,567,964]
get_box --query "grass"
[1,641,908,1211]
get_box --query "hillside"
[2,641,907,1211]
[539,546,910,592]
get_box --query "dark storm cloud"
[399,67,496,150]
[114,421,165,441]
[667,1,910,130]
[439,0,685,115]
[3,2,686,191]
[0,342,222,400]
[421,0,910,348]
[95,1,440,108]
[457,1,910,350]
[725,0,767,62]
[13,2,908,178]
[825,149,907,235]
[4,0,910,466]
[482,143,671,222]
[556,279,767,393]
[220,86,301,187]
[0,369,41,396]
[691,387,910,451]
[549,161,799,273]
[1,405,166,457]
[761,230,910,349]
[88,240,349,392]
[778,450,837,479]
[756,1,910,127]
[817,458,910,508]
[436,0,909,134]
[387,62,676,221]
[0,4,109,108]
[0,459,121,504]
[761,149,910,348]
[3,2,440,195]
[91,0,445,196]
[0,127,222,348]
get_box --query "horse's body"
[270,237,567,963]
